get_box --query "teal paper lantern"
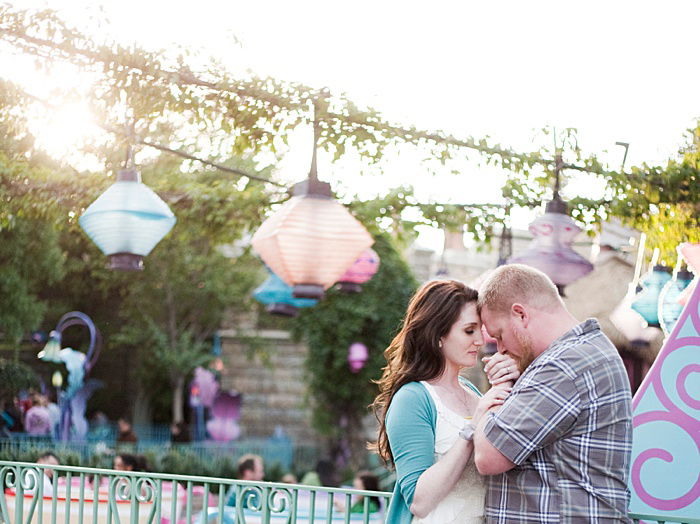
[79,169,176,270]
[254,271,318,317]
[631,265,672,328]
[657,268,693,336]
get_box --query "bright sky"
[5,0,700,249]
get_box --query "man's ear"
[511,303,529,328]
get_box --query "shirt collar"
[548,318,601,349]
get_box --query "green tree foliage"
[291,234,417,465]
[0,358,38,404]
[0,152,65,349]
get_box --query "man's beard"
[512,327,536,373]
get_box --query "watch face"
[460,423,476,441]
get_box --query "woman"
[371,280,519,523]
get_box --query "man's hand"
[483,353,520,385]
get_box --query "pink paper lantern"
[509,209,593,291]
[337,248,380,292]
[348,342,369,373]
[251,181,373,300]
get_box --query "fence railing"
[0,460,390,523]
[0,460,695,523]
[0,437,321,475]
[629,515,700,524]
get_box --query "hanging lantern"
[610,283,661,345]
[38,330,62,363]
[252,180,373,299]
[251,99,373,299]
[79,169,176,270]
[631,265,672,328]
[348,342,369,373]
[508,197,593,294]
[658,268,693,336]
[337,248,380,293]
[677,242,700,307]
[253,270,318,317]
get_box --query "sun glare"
[31,103,101,162]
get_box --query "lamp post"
[251,97,373,299]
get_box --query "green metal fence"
[0,460,389,523]
[629,515,700,524]
[1,460,695,523]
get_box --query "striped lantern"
[337,248,380,293]
[253,270,318,317]
[508,198,593,294]
[657,268,693,336]
[631,265,672,328]
[251,179,373,299]
[677,242,700,307]
[79,169,176,270]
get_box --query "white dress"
[412,381,486,524]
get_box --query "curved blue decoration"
[79,169,176,257]
[254,271,317,317]
[632,265,672,328]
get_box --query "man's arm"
[473,408,515,475]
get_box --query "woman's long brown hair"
[369,279,478,467]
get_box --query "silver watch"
[459,422,476,441]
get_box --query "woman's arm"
[409,438,472,518]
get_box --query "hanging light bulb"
[251,98,373,299]
[631,265,672,328]
[347,342,369,373]
[38,330,62,363]
[658,267,693,336]
[336,248,380,293]
[508,155,592,294]
[253,270,318,317]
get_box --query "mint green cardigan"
[384,379,481,524]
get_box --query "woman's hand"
[482,353,521,385]
[472,384,511,424]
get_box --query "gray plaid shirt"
[483,319,633,523]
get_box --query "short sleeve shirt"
[483,319,633,523]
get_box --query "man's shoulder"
[538,328,621,374]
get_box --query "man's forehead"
[481,307,506,327]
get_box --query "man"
[35,451,59,496]
[474,264,633,523]
[227,454,265,507]
[237,454,265,481]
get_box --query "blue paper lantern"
[631,265,672,328]
[254,271,318,317]
[657,268,693,336]
[79,169,176,270]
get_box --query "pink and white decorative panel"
[629,277,700,520]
